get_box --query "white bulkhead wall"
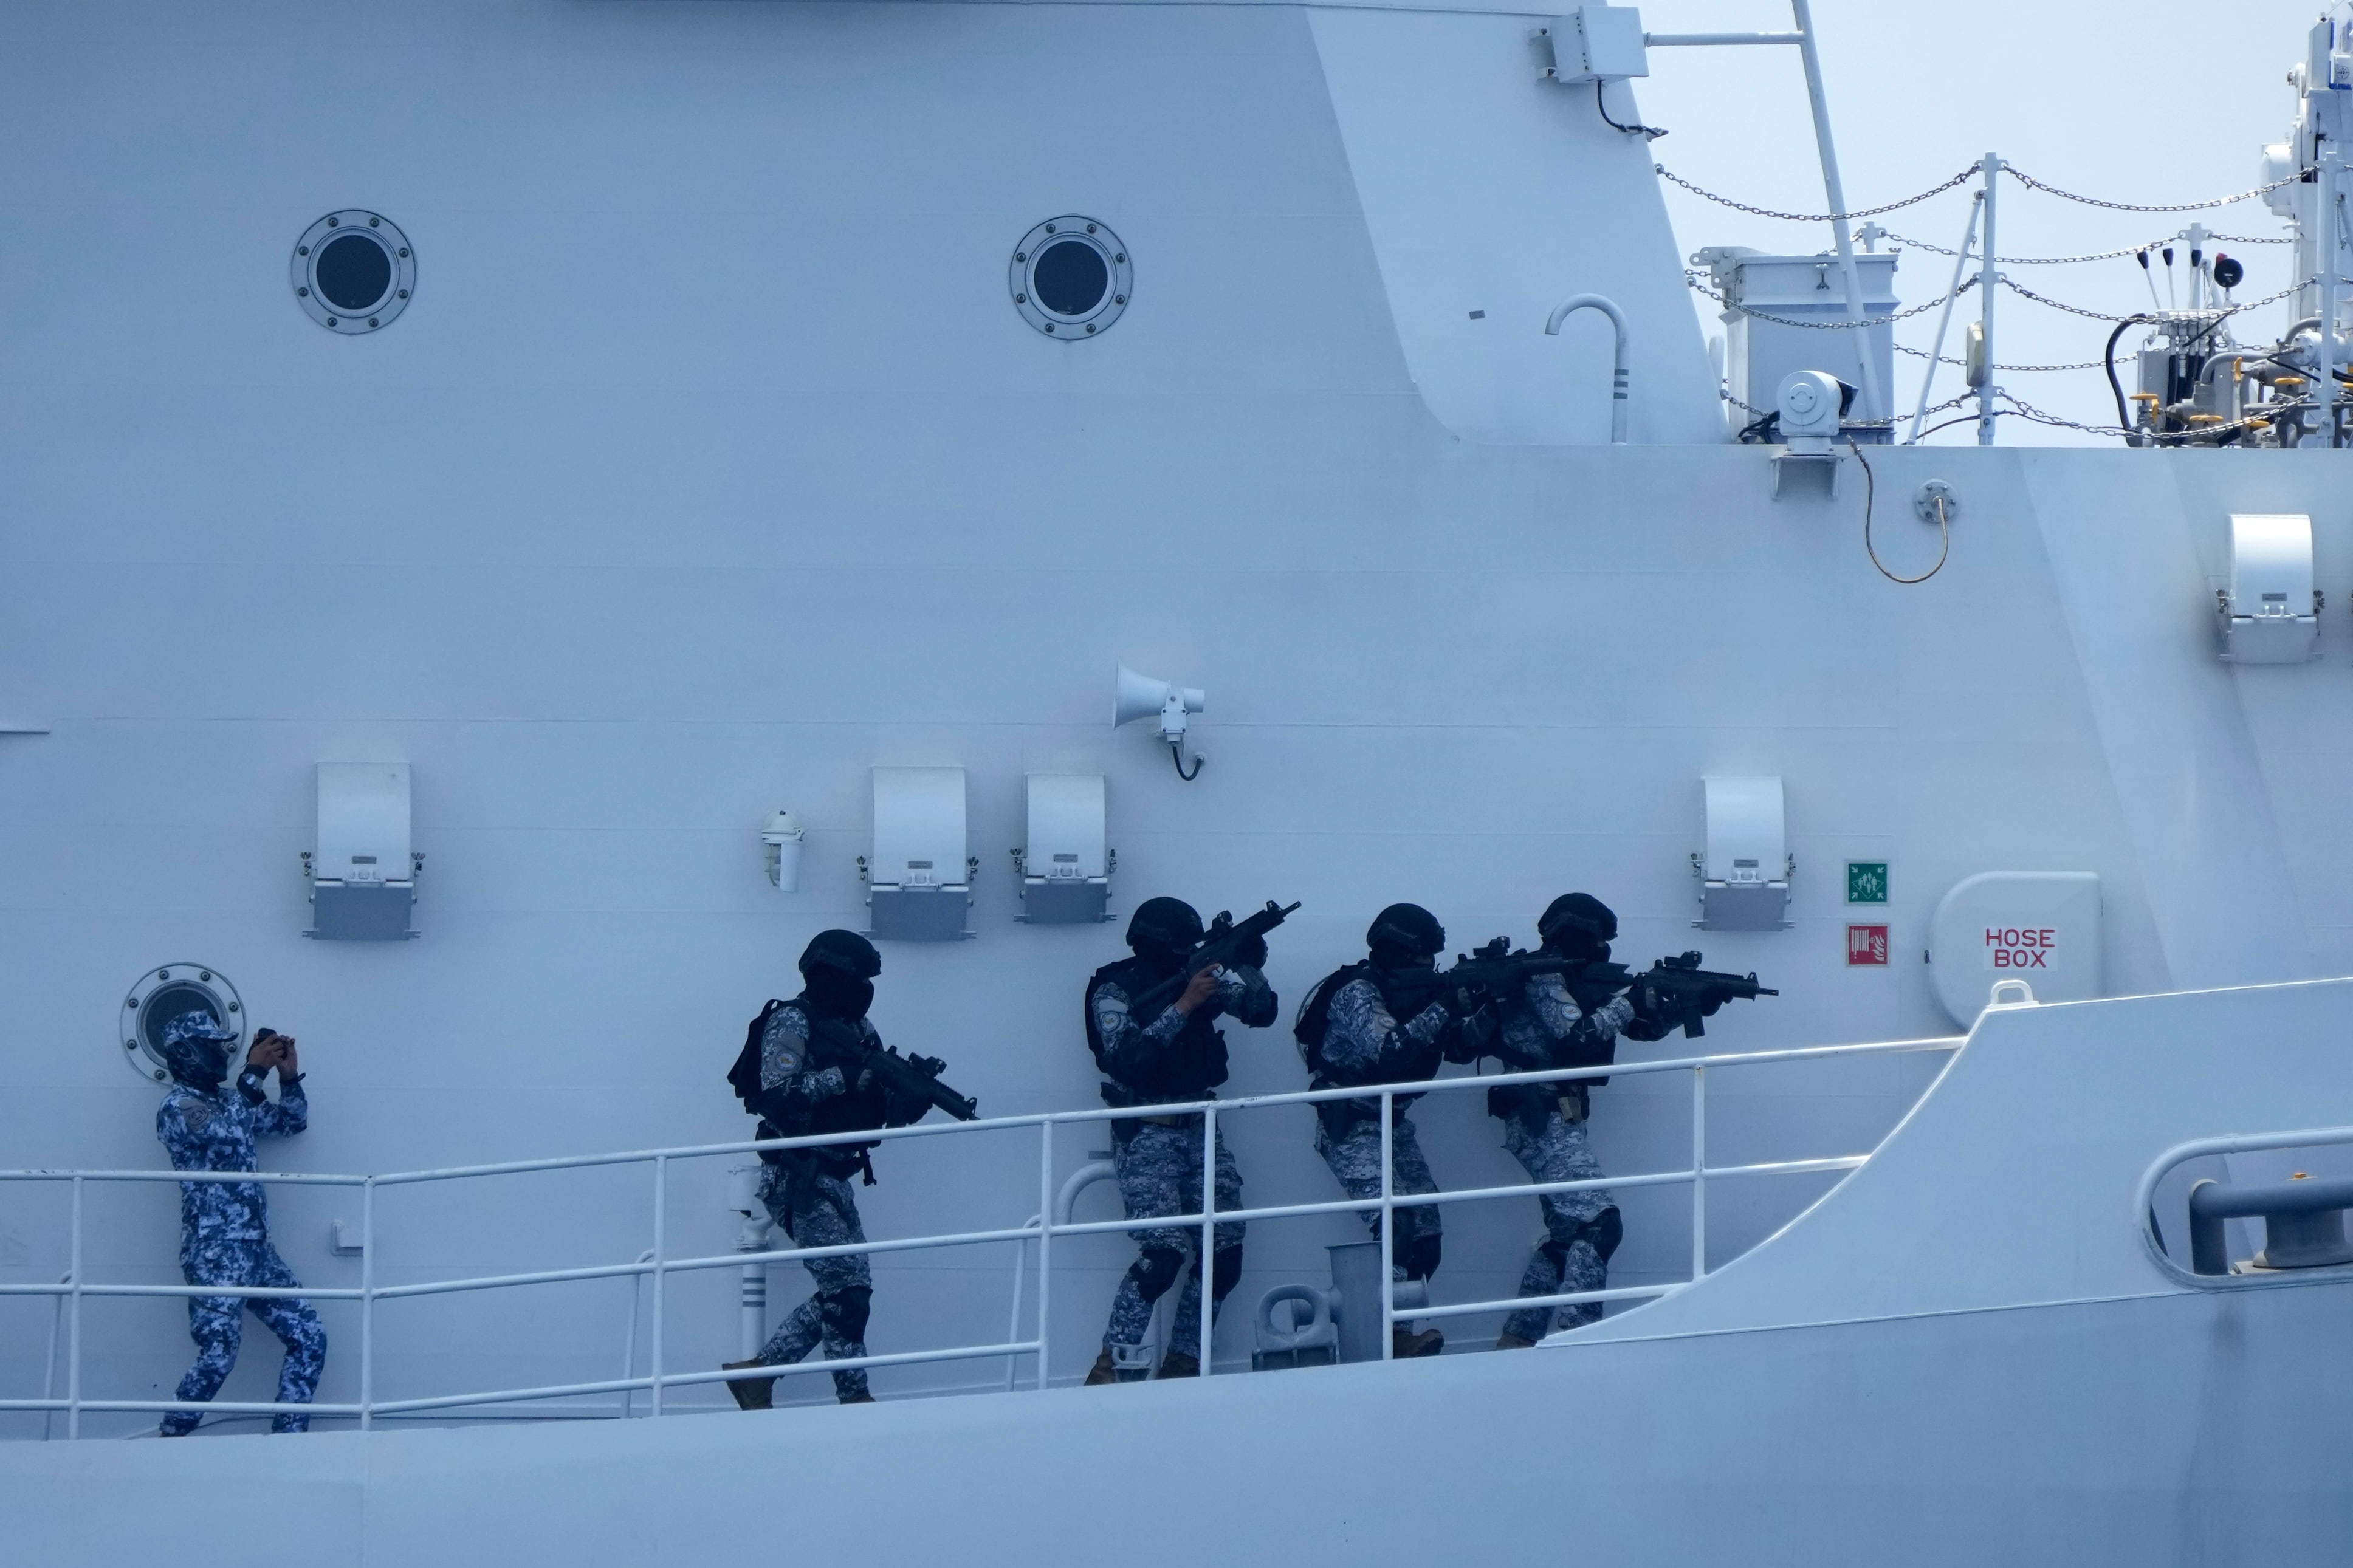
[1310,9,1725,444]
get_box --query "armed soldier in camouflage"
[153,1014,326,1435]
[1482,892,1647,1347]
[1084,897,1279,1383]
[721,930,932,1408]
[1294,903,1482,1359]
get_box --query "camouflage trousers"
[1314,1111,1443,1278]
[756,1163,873,1401]
[1502,1108,1618,1342]
[1101,1117,1243,1356]
[164,1234,326,1435]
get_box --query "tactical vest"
[1293,962,1447,1089]
[1085,956,1229,1107]
[727,998,889,1179]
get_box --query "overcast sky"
[1627,0,2321,443]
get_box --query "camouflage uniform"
[1091,965,1271,1364]
[154,1036,325,1434]
[748,1000,876,1402]
[1312,975,1451,1275]
[1493,973,1633,1340]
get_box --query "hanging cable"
[1851,439,1949,586]
[1595,81,1667,140]
[1170,742,1203,782]
[2104,315,2154,439]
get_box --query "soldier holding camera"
[153,1016,325,1435]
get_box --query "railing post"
[649,1154,667,1417]
[359,1176,375,1432]
[1691,1066,1708,1282]
[1198,1105,1217,1376]
[66,1176,82,1440]
[1978,151,2000,445]
[1379,1091,1395,1361]
[1036,1120,1053,1392]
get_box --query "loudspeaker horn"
[1114,665,1170,729]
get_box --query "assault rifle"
[1588,951,1777,1039]
[1128,900,1302,1016]
[1443,937,1573,997]
[859,1042,980,1123]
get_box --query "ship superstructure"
[1,2,2351,1563]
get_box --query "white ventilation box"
[1928,871,2101,1025]
[1019,774,1110,924]
[867,767,971,941]
[1699,776,1787,930]
[311,763,416,940]
[2217,513,2320,663]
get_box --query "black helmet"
[1365,903,1445,960]
[1127,897,1205,956]
[799,928,882,982]
[1538,893,1616,951]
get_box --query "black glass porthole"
[1009,217,1131,338]
[291,211,416,334]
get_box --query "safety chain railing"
[0,1035,1962,1436]
[1880,230,2292,264]
[1656,163,1977,223]
[2001,165,2306,214]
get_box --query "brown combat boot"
[722,1359,775,1410]
[1495,1332,1541,1350]
[1155,1351,1199,1378]
[1393,1325,1445,1359]
[1084,1349,1120,1386]
[839,1390,874,1405]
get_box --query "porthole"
[290,211,416,334]
[119,964,245,1084]
[1009,217,1130,338]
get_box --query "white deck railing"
[0,1035,1962,1436]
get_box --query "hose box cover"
[1927,872,2101,1025]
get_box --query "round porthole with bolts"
[290,210,416,334]
[1009,217,1131,338]
[119,964,245,1084]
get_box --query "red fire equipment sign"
[1847,925,1889,967]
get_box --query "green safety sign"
[1846,861,1889,905]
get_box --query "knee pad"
[820,1285,873,1344]
[1581,1207,1624,1265]
[1209,1245,1243,1303]
[1130,1246,1186,1304]
[1405,1234,1443,1282]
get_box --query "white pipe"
[41,1273,67,1442]
[619,1249,656,1417]
[1978,151,1999,444]
[2318,148,2341,445]
[1909,191,1984,443]
[1055,1159,1117,1225]
[1788,0,1883,427]
[1645,30,1803,46]
[1544,294,1630,443]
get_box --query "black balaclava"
[1366,902,1444,971]
[1537,892,1617,964]
[800,929,882,1021]
[159,1010,236,1093]
[1127,897,1206,974]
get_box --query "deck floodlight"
[1115,665,1206,780]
